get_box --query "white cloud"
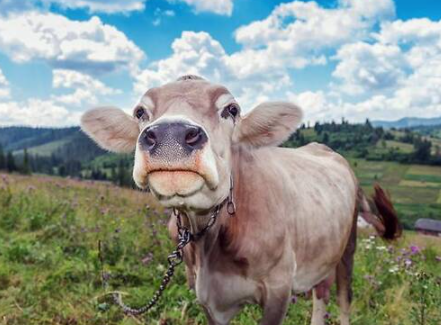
[133,0,396,112]
[0,68,10,99]
[52,69,121,105]
[328,18,441,121]
[287,90,334,121]
[0,12,145,75]
[0,99,71,126]
[172,0,233,16]
[232,0,394,72]
[39,0,146,14]
[134,31,291,111]
[332,42,406,95]
[0,69,123,126]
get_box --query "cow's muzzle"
[139,122,208,155]
[133,121,218,199]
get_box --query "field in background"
[349,159,441,229]
[0,173,440,325]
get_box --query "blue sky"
[0,0,440,126]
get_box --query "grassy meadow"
[0,172,440,325]
[350,159,441,229]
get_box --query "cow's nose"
[140,122,207,153]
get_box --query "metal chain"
[98,173,236,316]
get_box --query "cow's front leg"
[260,286,291,325]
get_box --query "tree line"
[285,119,441,166]
[0,143,135,188]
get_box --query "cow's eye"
[134,106,146,120]
[222,103,239,119]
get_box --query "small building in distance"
[415,218,441,237]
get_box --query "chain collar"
[99,173,235,316]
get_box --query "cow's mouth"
[147,170,205,199]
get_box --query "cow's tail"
[357,184,402,240]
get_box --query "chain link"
[98,174,236,316]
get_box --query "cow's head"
[81,76,302,212]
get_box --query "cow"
[81,75,401,325]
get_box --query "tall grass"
[0,173,440,324]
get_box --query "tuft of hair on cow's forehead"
[144,76,232,116]
[176,74,206,81]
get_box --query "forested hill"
[0,126,107,178]
[0,120,441,186]
[0,126,78,152]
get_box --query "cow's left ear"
[232,102,303,148]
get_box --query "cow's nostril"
[185,127,202,146]
[144,129,157,148]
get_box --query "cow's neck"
[183,145,253,266]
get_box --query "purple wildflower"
[291,295,298,304]
[410,245,420,255]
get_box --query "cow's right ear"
[232,101,303,148]
[80,107,139,153]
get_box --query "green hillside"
[351,159,441,229]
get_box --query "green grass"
[378,140,414,154]
[0,173,440,325]
[350,159,441,229]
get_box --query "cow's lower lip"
[147,170,205,198]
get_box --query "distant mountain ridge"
[372,116,441,129]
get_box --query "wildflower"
[404,259,412,267]
[324,312,331,319]
[376,246,387,251]
[435,256,441,262]
[410,245,420,255]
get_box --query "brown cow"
[81,75,401,325]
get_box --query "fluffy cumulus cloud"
[174,0,233,16]
[52,69,121,105]
[0,12,144,75]
[329,18,441,120]
[134,0,398,113]
[0,69,122,126]
[232,0,394,72]
[39,0,146,14]
[0,68,10,99]
[0,99,72,126]
[134,31,289,110]
[332,42,406,95]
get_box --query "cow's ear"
[232,102,303,148]
[81,107,139,153]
